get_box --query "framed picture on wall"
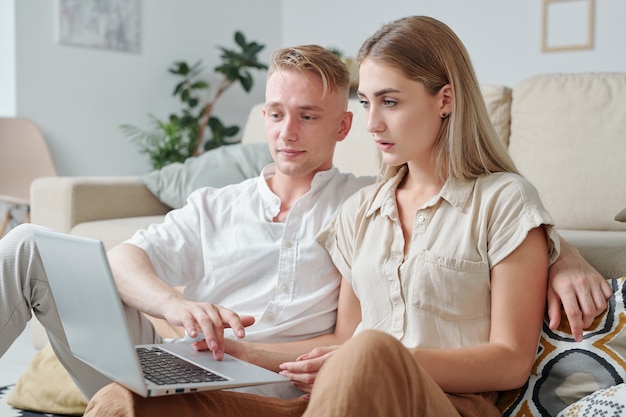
[541,0,595,52]
[56,0,141,53]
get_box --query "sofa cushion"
[480,84,512,145]
[7,344,87,415]
[142,142,272,209]
[616,208,626,222]
[556,383,626,416]
[70,215,166,250]
[498,276,626,417]
[508,73,626,232]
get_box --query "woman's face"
[357,59,449,169]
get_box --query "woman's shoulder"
[476,172,545,208]
[344,179,388,206]
[333,180,389,224]
[478,171,538,193]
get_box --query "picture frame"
[56,0,141,53]
[541,0,595,53]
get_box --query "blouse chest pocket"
[409,250,490,321]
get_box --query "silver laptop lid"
[35,228,150,396]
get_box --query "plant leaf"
[191,81,209,90]
[234,31,246,48]
[223,125,240,137]
[208,116,224,129]
[239,71,253,92]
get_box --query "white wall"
[282,0,626,87]
[9,0,626,176]
[0,0,15,116]
[14,0,282,175]
[0,0,16,233]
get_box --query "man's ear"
[440,84,453,115]
[337,111,353,143]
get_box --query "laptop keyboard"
[136,347,229,386]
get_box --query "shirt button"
[394,321,401,328]
[284,240,292,249]
[279,283,290,293]
[418,215,425,223]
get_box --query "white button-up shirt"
[128,164,374,342]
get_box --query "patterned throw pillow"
[557,383,626,416]
[498,276,626,417]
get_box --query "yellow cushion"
[7,344,87,415]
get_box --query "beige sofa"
[31,72,626,272]
[24,73,626,415]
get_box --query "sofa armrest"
[30,176,171,233]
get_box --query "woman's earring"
[441,113,448,119]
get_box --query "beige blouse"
[317,167,559,350]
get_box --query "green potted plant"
[121,31,267,169]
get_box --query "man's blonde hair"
[268,45,351,101]
[357,16,517,182]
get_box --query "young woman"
[279,15,558,417]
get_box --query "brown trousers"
[85,330,500,417]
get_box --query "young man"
[0,45,611,406]
[0,45,368,400]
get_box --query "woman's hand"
[278,346,339,393]
[548,238,613,342]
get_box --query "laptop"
[33,228,288,397]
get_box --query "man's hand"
[162,298,255,360]
[107,244,254,359]
[278,346,339,393]
[548,238,613,342]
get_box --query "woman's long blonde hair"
[357,16,517,182]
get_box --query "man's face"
[263,70,351,179]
